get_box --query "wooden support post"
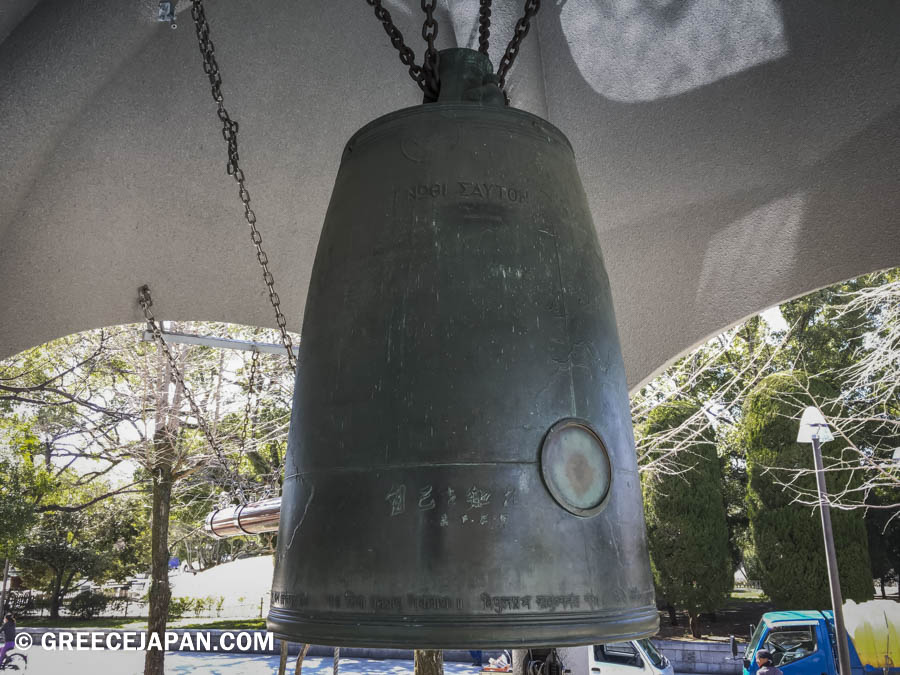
[295,642,311,675]
[414,649,444,675]
[278,640,289,675]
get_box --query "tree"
[18,488,147,619]
[0,420,56,612]
[742,372,873,607]
[641,401,732,638]
[1,317,295,675]
[768,272,900,511]
[865,488,900,598]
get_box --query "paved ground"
[16,651,486,674]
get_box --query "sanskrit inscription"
[480,593,532,614]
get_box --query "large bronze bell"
[269,49,657,648]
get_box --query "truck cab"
[553,638,674,675]
[738,611,865,675]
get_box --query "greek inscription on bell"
[405,181,528,203]
[457,181,528,203]
[407,183,447,200]
[386,485,406,516]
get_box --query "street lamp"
[796,406,852,675]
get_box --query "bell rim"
[343,103,574,159]
[266,603,659,649]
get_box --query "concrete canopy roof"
[1,1,899,389]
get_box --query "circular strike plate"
[540,418,612,517]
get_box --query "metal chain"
[239,348,260,452]
[421,0,440,100]
[364,0,428,93]
[478,0,492,55]
[139,286,229,467]
[497,0,541,89]
[190,0,298,374]
[139,286,251,503]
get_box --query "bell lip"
[266,604,659,649]
[343,103,574,158]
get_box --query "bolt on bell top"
[268,48,657,648]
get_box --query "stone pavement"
[18,651,486,674]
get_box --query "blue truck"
[732,611,899,675]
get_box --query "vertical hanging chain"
[239,349,260,452]
[496,0,541,90]
[478,0,492,55]
[190,0,297,374]
[365,0,428,93]
[421,0,440,100]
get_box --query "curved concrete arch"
[1,0,899,390]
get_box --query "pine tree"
[742,372,873,607]
[642,401,733,638]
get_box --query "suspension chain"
[497,0,541,90]
[190,0,297,374]
[421,0,440,99]
[478,0,492,54]
[239,348,261,452]
[364,0,428,94]
[139,286,229,467]
[363,0,540,100]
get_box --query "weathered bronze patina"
[268,49,657,648]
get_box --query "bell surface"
[269,51,657,648]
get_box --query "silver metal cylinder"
[204,497,282,539]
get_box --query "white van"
[547,639,674,675]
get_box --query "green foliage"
[167,596,195,620]
[67,590,110,619]
[642,401,733,622]
[742,372,873,607]
[0,420,56,557]
[865,487,900,595]
[17,489,149,614]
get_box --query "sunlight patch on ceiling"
[561,0,787,103]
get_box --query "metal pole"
[333,647,340,675]
[0,558,9,614]
[811,435,853,675]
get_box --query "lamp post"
[796,406,852,675]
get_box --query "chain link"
[364,0,427,92]
[139,286,230,467]
[478,0,492,55]
[190,0,298,374]
[497,0,541,90]
[421,0,440,100]
[239,348,260,452]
